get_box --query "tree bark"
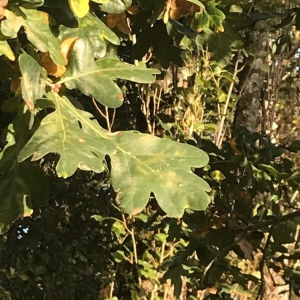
[233,33,266,134]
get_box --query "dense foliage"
[1,0,300,299]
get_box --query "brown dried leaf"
[39,52,66,77]
[126,5,139,15]
[0,0,8,7]
[0,0,8,19]
[107,12,131,34]
[0,7,5,19]
[165,0,199,21]
[61,36,78,63]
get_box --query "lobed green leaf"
[18,92,211,217]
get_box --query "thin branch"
[92,97,107,120]
[256,227,273,300]
[105,106,112,132]
[201,209,300,285]
[215,51,241,147]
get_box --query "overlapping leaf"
[5,7,67,66]
[194,1,225,32]
[18,92,211,217]
[60,37,160,107]
[59,12,121,59]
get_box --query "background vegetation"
[1,0,300,299]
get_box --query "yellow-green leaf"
[0,40,15,61]
[69,0,90,18]
[18,92,210,218]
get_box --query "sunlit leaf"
[194,1,225,32]
[9,7,67,66]
[79,12,120,58]
[0,40,15,60]
[19,53,47,109]
[59,12,121,59]
[18,92,210,217]
[59,37,159,107]
[68,0,89,18]
[1,9,22,38]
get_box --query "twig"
[255,227,273,300]
[234,209,300,236]
[111,108,116,131]
[105,106,112,132]
[122,214,142,286]
[92,97,107,119]
[215,51,241,147]
[201,210,300,285]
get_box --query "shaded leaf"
[9,0,43,8]
[286,140,300,152]
[18,92,210,217]
[198,22,243,66]
[0,113,48,235]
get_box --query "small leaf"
[236,238,254,260]
[69,0,89,18]
[0,40,15,60]
[113,250,126,263]
[95,59,160,83]
[18,92,109,177]
[91,215,104,222]
[195,2,225,32]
